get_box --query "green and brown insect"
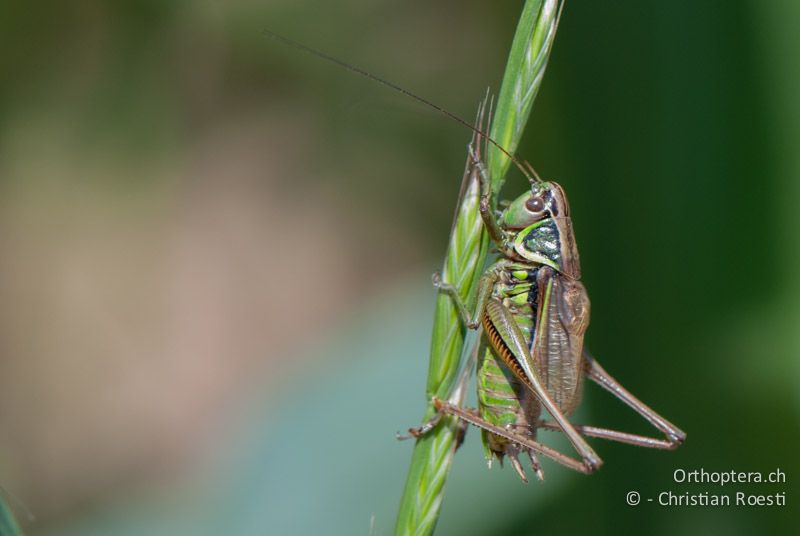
[403,117,686,480]
[264,26,685,482]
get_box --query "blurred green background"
[0,1,797,535]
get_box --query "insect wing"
[529,272,590,415]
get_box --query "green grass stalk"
[0,495,23,536]
[393,2,564,535]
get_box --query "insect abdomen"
[477,342,540,458]
[476,264,541,459]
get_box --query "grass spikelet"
[393,2,564,535]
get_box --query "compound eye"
[525,196,545,213]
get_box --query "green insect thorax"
[500,181,581,279]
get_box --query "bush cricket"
[265,28,686,482]
[401,100,686,480]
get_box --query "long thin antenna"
[264,28,541,184]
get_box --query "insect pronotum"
[266,27,686,482]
